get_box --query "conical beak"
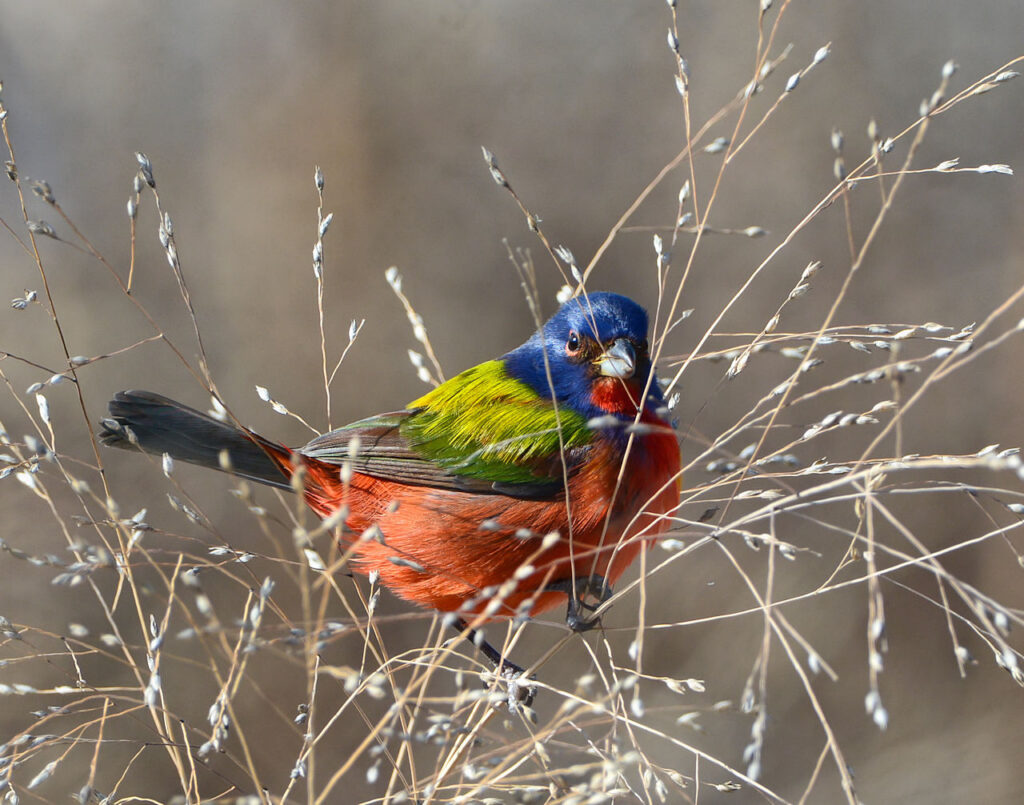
[596,338,636,379]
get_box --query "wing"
[298,361,593,499]
[300,410,465,490]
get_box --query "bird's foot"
[545,574,613,633]
[450,617,537,711]
[480,660,537,712]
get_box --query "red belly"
[300,414,681,620]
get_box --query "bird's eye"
[566,331,582,355]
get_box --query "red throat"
[590,376,644,416]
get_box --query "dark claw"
[545,574,613,633]
[566,606,600,633]
[485,662,537,711]
[450,618,537,711]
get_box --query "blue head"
[504,292,666,420]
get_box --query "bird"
[100,292,681,695]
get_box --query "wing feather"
[298,362,592,499]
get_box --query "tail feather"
[100,390,291,489]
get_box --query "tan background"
[1,2,1022,803]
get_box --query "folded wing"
[300,361,593,500]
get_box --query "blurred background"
[1,2,1022,802]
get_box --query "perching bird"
[100,292,681,690]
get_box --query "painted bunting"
[100,292,680,680]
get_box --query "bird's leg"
[544,574,613,633]
[450,617,535,709]
[452,617,524,672]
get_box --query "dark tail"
[99,390,292,489]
